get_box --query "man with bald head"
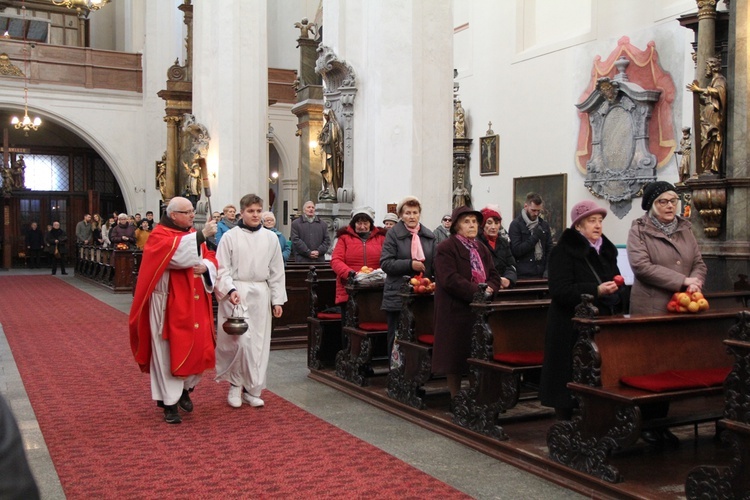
[290,201,330,262]
[129,197,218,424]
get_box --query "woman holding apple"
[627,181,706,315]
[380,196,437,360]
[433,206,501,399]
[627,181,707,445]
[539,200,623,421]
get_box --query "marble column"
[322,0,454,228]
[192,0,269,207]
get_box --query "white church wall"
[267,0,320,71]
[454,0,699,246]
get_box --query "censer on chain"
[222,304,249,335]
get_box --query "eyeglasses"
[173,210,195,215]
[442,218,452,222]
[656,198,680,207]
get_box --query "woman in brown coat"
[433,206,501,398]
[627,181,707,315]
[627,181,707,445]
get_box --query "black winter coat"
[508,214,554,279]
[477,233,517,286]
[538,228,621,410]
[379,221,436,312]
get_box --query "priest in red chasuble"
[129,196,218,424]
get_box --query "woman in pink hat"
[538,200,622,421]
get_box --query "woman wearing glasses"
[627,181,707,446]
[627,181,706,316]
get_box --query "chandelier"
[11,88,42,132]
[51,0,110,16]
[10,2,42,133]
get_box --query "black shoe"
[641,430,664,445]
[156,400,164,408]
[61,271,68,275]
[164,404,182,424]
[51,271,56,275]
[661,428,680,446]
[178,389,193,412]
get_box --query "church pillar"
[192,0,269,207]
[322,0,454,227]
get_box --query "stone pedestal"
[315,201,353,259]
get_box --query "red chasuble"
[129,224,216,376]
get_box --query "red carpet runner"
[0,276,468,499]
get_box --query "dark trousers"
[386,310,401,358]
[27,249,42,268]
[51,256,66,274]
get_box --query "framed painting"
[513,174,567,243]
[479,134,499,176]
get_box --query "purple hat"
[570,200,607,228]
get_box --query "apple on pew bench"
[547,295,742,484]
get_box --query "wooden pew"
[271,263,333,348]
[335,275,388,386]
[388,281,549,412]
[76,244,136,293]
[306,266,341,370]
[386,278,436,409]
[686,311,750,499]
[547,295,741,483]
[453,286,551,440]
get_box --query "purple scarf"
[456,234,486,284]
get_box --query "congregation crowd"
[25,180,703,444]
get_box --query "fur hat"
[480,207,502,223]
[641,181,676,211]
[349,206,375,227]
[396,196,421,215]
[450,206,483,234]
[570,200,607,228]
[382,212,399,224]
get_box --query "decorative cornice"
[0,53,23,77]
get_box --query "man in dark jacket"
[25,221,44,269]
[508,192,554,279]
[290,201,330,262]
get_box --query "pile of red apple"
[409,274,435,294]
[667,291,710,313]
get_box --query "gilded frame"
[479,134,499,176]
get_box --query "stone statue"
[675,127,692,183]
[11,155,26,189]
[454,100,466,139]
[156,157,167,200]
[183,159,202,208]
[318,108,344,200]
[1,166,12,195]
[687,56,727,175]
[294,18,316,39]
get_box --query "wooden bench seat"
[335,278,389,386]
[306,266,340,370]
[272,264,334,348]
[686,311,750,499]
[453,292,550,440]
[387,281,436,409]
[547,296,742,483]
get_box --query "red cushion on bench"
[417,334,434,345]
[671,367,731,387]
[620,367,731,393]
[493,350,544,366]
[316,312,341,320]
[358,322,388,332]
